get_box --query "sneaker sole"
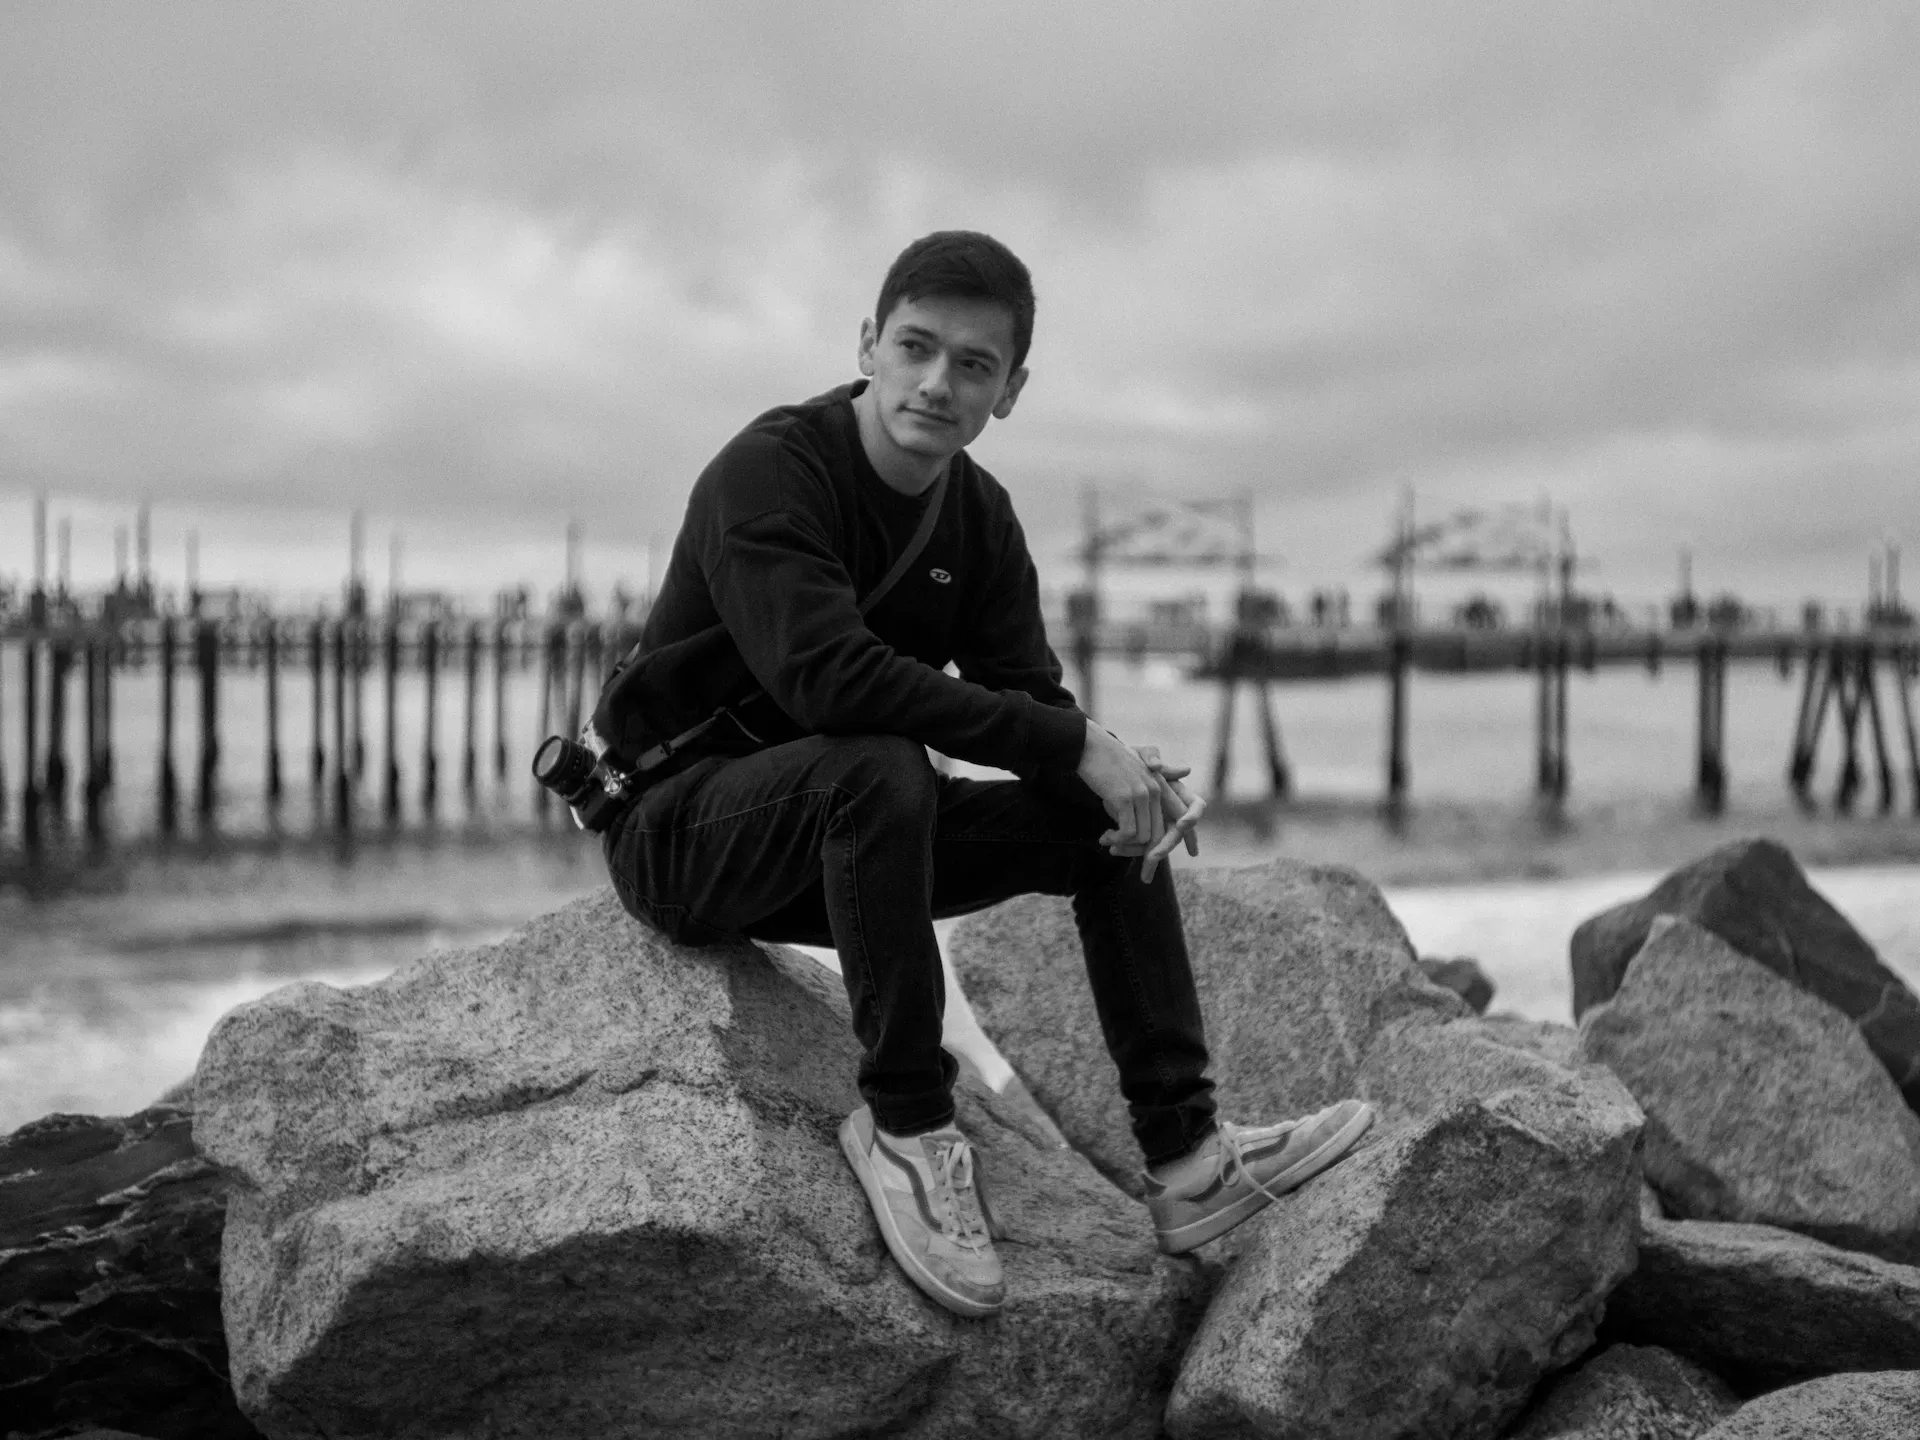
[1155,1103,1376,1255]
[838,1113,1004,1319]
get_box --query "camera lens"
[532,736,598,795]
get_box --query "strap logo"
[930,568,952,584]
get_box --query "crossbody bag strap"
[621,467,951,778]
[857,466,949,616]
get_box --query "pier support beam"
[332,621,351,827]
[45,640,70,820]
[421,620,440,814]
[264,620,282,804]
[309,618,326,788]
[1385,629,1410,810]
[1694,636,1727,812]
[196,618,219,820]
[493,619,510,781]
[1898,644,1920,814]
[464,621,481,796]
[383,620,401,822]
[158,621,177,833]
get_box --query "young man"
[601,231,1372,1318]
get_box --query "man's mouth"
[904,408,957,426]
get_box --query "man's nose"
[918,354,952,400]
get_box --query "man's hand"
[1137,749,1205,882]
[1076,727,1207,881]
[1076,720,1166,857]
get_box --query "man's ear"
[857,317,878,376]
[991,365,1029,420]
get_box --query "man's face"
[857,294,1028,465]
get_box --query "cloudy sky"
[2,1,1916,612]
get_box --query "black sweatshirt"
[638,381,1088,776]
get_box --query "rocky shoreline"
[6,837,1920,1438]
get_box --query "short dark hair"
[874,230,1036,372]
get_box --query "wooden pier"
[1180,621,1920,816]
[0,604,637,855]
[2,598,1916,860]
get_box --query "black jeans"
[601,732,1216,1165]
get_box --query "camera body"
[531,735,633,832]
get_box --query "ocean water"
[3,655,1918,1130]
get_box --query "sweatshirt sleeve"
[706,503,1086,774]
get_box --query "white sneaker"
[839,1106,1005,1318]
[1144,1100,1375,1254]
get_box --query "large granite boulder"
[1163,1082,1643,1440]
[193,892,1209,1440]
[948,860,1467,1194]
[0,1106,260,1440]
[1603,1215,1920,1390]
[1504,1344,1737,1440]
[1699,1371,1920,1438]
[1577,917,1920,1262]
[1570,838,1920,1111]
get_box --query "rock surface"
[1357,1013,1627,1126]
[1164,1083,1643,1440]
[1698,1371,1920,1438]
[194,891,1209,1440]
[1604,1215,1920,1389]
[1577,916,1920,1262]
[0,1107,260,1440]
[1504,1344,1737,1439]
[1569,838,1920,1110]
[1420,955,1496,1013]
[948,860,1467,1194]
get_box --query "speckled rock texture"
[1569,838,1920,1111]
[1503,1344,1737,1439]
[1577,917,1920,1263]
[1357,1013,1634,1127]
[1420,955,1495,1013]
[0,1106,261,1440]
[193,890,1210,1440]
[1698,1371,1920,1438]
[1163,1081,1643,1440]
[948,860,1468,1195]
[1604,1215,1920,1390]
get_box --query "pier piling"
[351,620,366,783]
[1210,677,1236,796]
[1862,648,1896,813]
[421,620,440,813]
[196,618,220,820]
[83,639,103,839]
[1693,637,1727,812]
[565,621,587,738]
[309,618,326,787]
[264,620,282,803]
[0,641,9,826]
[382,619,401,822]
[332,621,351,827]
[1385,630,1410,808]
[45,640,70,819]
[158,621,177,833]
[1897,644,1920,813]
[22,636,40,844]
[493,619,509,781]
[1255,682,1291,799]
[463,621,480,794]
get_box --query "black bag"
[589,467,950,785]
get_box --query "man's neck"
[852,385,947,497]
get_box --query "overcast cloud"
[2,1,1916,606]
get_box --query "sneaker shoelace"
[928,1136,992,1250]
[1217,1119,1299,1208]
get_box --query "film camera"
[531,735,633,832]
